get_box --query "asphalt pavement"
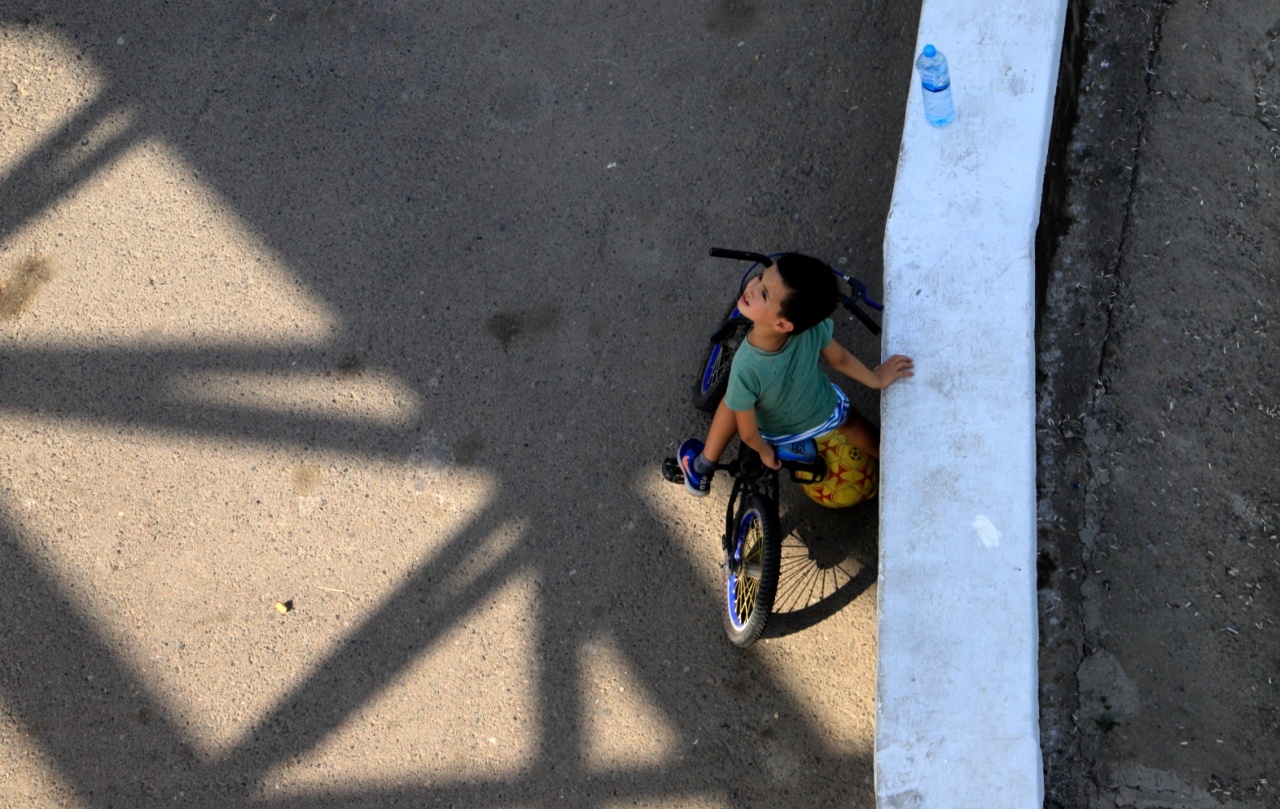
[1,3,920,807]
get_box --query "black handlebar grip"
[709,247,774,266]
[845,301,882,336]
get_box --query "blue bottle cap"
[923,44,936,58]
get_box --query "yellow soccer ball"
[800,430,879,509]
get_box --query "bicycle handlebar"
[843,299,882,336]
[710,246,883,336]
[708,247,774,266]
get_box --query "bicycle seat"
[773,439,826,484]
[774,439,818,464]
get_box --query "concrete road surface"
[1,2,918,806]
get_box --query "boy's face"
[738,263,794,333]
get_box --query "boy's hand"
[873,354,915,389]
[734,408,781,470]
[760,445,782,470]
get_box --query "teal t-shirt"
[724,318,838,437]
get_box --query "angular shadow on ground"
[0,0,917,804]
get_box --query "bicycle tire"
[692,319,747,413]
[722,493,782,647]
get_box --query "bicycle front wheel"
[692,320,747,413]
[722,493,782,647]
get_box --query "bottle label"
[922,80,950,92]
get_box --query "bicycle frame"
[716,447,827,565]
[660,446,791,565]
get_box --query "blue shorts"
[759,385,850,447]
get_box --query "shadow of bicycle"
[765,483,879,639]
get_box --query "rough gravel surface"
[1038,2,1279,807]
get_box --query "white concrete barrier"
[876,2,1067,806]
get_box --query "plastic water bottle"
[916,44,955,126]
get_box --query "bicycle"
[664,247,884,647]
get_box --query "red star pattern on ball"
[799,431,879,508]
[829,465,850,488]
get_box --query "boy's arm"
[734,408,781,470]
[821,338,915,390]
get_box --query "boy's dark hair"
[773,253,838,334]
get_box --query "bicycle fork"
[722,468,776,577]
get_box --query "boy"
[679,252,914,495]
